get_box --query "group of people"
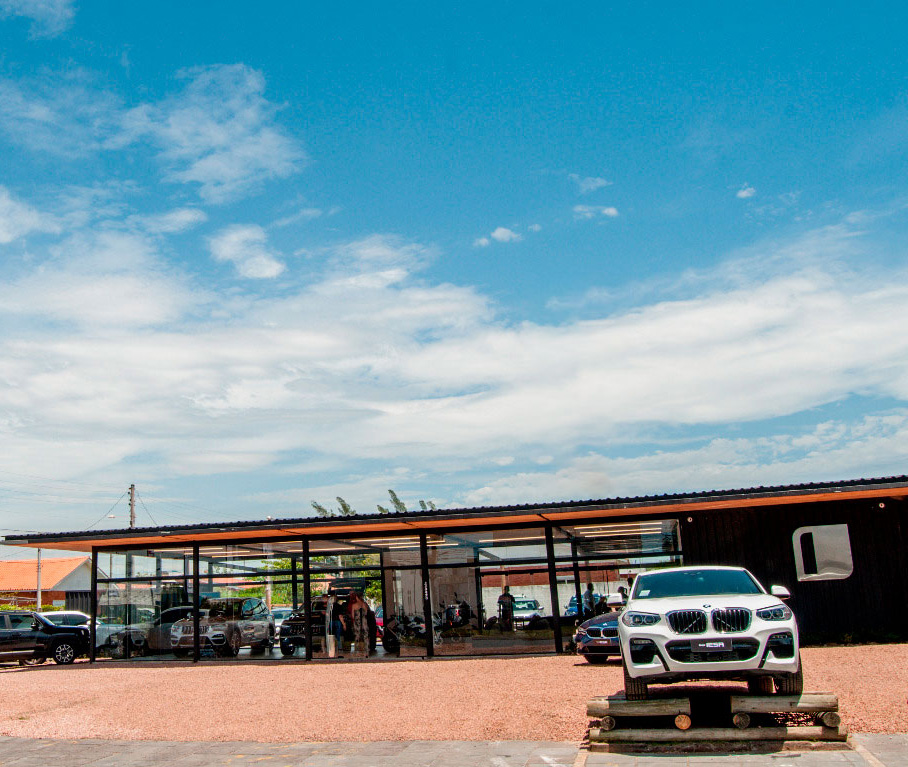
[324,592,370,658]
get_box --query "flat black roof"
[4,474,907,551]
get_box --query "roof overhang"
[4,476,906,552]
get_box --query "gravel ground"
[0,645,904,743]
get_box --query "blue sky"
[1,2,908,545]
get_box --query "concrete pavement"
[0,735,905,766]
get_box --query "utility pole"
[36,549,42,611]
[129,484,136,529]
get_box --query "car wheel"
[774,653,804,695]
[172,649,191,658]
[225,630,242,657]
[51,641,77,665]
[280,643,296,657]
[622,658,648,700]
[584,655,612,665]
[748,677,775,694]
[18,657,45,666]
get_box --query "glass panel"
[95,577,195,659]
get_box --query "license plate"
[691,638,731,652]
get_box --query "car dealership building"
[4,474,907,662]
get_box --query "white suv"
[618,565,801,700]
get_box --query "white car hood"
[627,593,782,614]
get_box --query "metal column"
[545,526,564,653]
[571,539,583,621]
[89,548,98,663]
[192,545,201,662]
[303,539,313,661]
[419,533,434,658]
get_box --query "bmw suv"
[618,566,801,699]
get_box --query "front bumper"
[576,634,621,656]
[620,623,799,681]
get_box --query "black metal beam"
[192,545,200,663]
[545,526,563,654]
[303,539,312,661]
[420,533,433,658]
[89,548,97,663]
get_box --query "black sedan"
[574,610,621,664]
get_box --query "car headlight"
[756,605,792,621]
[621,611,661,627]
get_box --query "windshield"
[633,569,762,599]
[514,600,540,610]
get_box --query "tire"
[748,676,775,694]
[51,641,77,665]
[280,644,295,657]
[172,649,191,658]
[775,653,804,695]
[584,654,612,665]
[220,630,241,657]
[622,658,648,700]
[19,657,45,666]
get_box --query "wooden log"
[732,712,751,730]
[819,712,841,728]
[730,693,838,714]
[599,715,617,731]
[674,714,692,731]
[587,697,691,717]
[588,725,847,743]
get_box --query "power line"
[135,491,159,527]
[84,491,129,530]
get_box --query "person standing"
[582,583,595,619]
[351,594,369,655]
[497,586,516,632]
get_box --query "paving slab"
[0,736,905,767]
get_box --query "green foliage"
[311,497,356,517]
[388,489,407,513]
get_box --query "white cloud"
[274,207,323,228]
[0,0,74,38]
[1,212,907,525]
[528,224,542,232]
[573,205,619,220]
[737,184,756,199]
[473,237,490,248]
[209,224,285,279]
[462,413,908,506]
[490,227,521,243]
[0,64,303,201]
[0,186,59,243]
[115,65,305,203]
[133,207,207,234]
[569,173,612,194]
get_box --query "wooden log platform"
[586,690,847,748]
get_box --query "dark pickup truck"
[0,611,90,665]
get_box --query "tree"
[376,489,436,514]
[310,497,356,517]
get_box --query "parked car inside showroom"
[618,565,801,700]
[170,597,274,657]
[574,609,622,663]
[1,611,90,665]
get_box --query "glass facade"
[90,517,682,662]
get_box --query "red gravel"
[0,645,904,742]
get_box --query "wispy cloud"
[473,226,522,246]
[132,207,207,235]
[0,186,59,243]
[573,205,619,220]
[0,64,304,202]
[115,65,305,203]
[737,184,756,199]
[569,173,611,194]
[209,224,285,279]
[0,0,75,38]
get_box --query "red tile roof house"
[0,556,94,611]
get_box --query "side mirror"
[606,593,626,607]
[770,585,791,599]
